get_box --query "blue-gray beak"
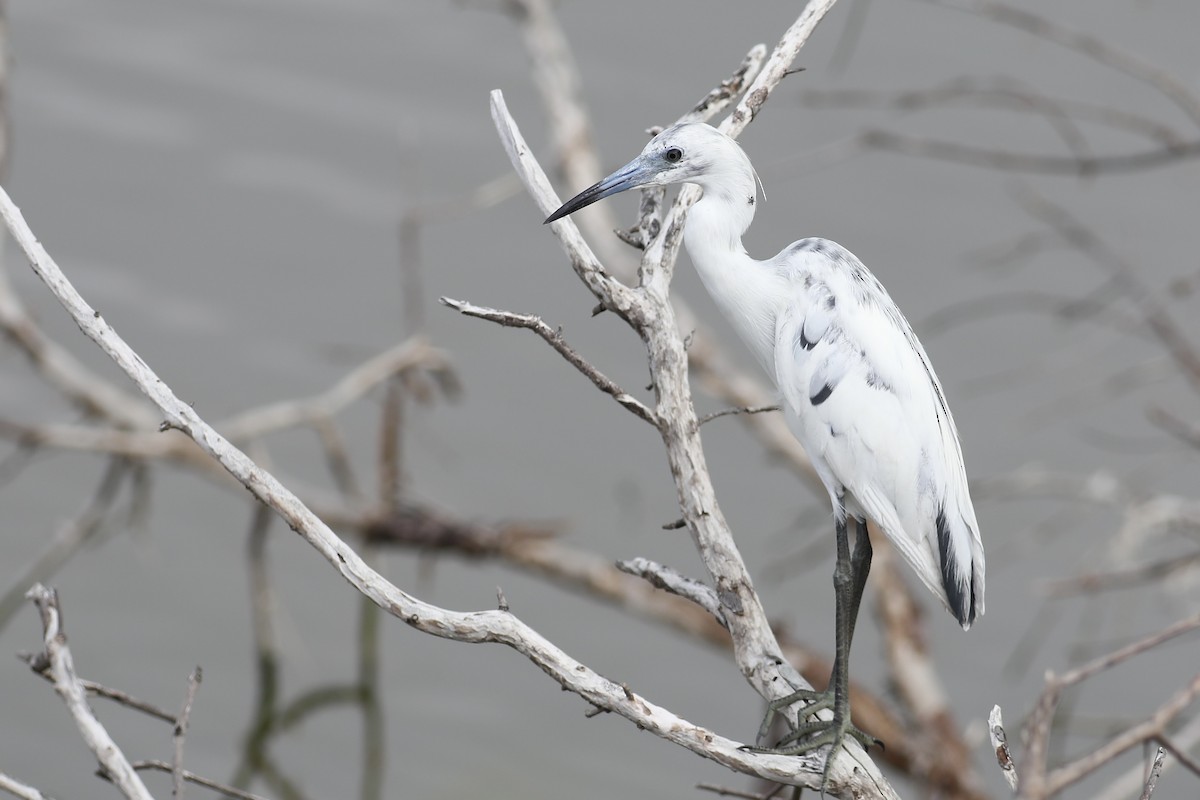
[544,157,656,224]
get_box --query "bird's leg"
[746,515,880,793]
[845,517,872,649]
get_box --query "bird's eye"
[664,147,683,163]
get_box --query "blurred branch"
[500,0,819,490]
[491,69,896,790]
[841,1,1200,174]
[0,183,845,795]
[924,0,1200,130]
[803,79,1189,148]
[870,532,984,798]
[1019,612,1200,799]
[0,457,130,635]
[1014,189,1200,392]
[361,504,982,798]
[858,130,1200,175]
[1044,552,1200,597]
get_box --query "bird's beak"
[544,157,655,224]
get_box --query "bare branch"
[24,585,153,800]
[1015,189,1200,391]
[858,129,1200,175]
[490,68,902,794]
[989,705,1018,793]
[1042,673,1200,797]
[680,45,769,125]
[1044,552,1200,597]
[1148,406,1200,450]
[0,267,154,428]
[0,458,129,635]
[696,782,786,800]
[130,761,270,800]
[617,557,725,625]
[173,667,203,799]
[803,80,1189,148]
[1020,612,1200,797]
[0,773,56,800]
[219,337,454,441]
[699,405,780,426]
[504,0,822,497]
[1157,736,1200,780]
[1056,613,1200,690]
[1139,747,1167,800]
[924,0,1200,129]
[439,296,659,426]
[0,184,848,795]
[1093,714,1200,800]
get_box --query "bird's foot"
[741,688,881,796]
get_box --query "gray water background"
[2,1,1199,797]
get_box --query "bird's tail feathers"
[935,505,983,629]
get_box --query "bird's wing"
[772,239,984,625]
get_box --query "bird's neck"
[684,190,783,377]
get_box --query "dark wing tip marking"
[936,507,976,628]
[810,383,834,406]
[798,329,817,350]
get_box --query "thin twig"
[173,667,203,799]
[1042,673,1200,797]
[21,655,180,723]
[219,337,454,441]
[1021,613,1200,797]
[1044,552,1200,597]
[0,458,129,635]
[1015,189,1200,392]
[130,761,271,800]
[440,297,659,426]
[698,405,780,426]
[859,129,1200,175]
[696,782,788,800]
[1155,735,1200,779]
[0,181,841,795]
[925,0,1200,129]
[491,52,902,799]
[616,558,725,625]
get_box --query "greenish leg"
[745,516,881,794]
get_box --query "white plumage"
[547,121,985,767]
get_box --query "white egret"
[546,123,985,784]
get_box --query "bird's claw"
[744,689,881,797]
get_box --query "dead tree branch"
[1018,612,1200,799]
[484,3,908,792]
[23,584,154,800]
[439,297,658,426]
[0,181,849,795]
[0,773,56,800]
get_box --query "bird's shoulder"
[769,237,949,418]
[769,238,910,355]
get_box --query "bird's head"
[545,122,757,224]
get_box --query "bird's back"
[769,238,985,628]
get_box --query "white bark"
[0,178,871,794]
[24,585,154,800]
